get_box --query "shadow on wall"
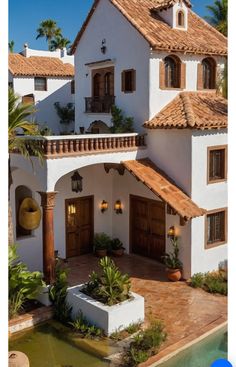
[34,81,75,135]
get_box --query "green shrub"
[188,273,205,288]
[110,106,134,133]
[123,320,167,366]
[111,238,124,250]
[69,312,103,339]
[9,245,44,318]
[162,237,183,269]
[188,271,227,296]
[204,273,227,295]
[110,322,142,341]
[93,233,111,251]
[49,259,72,323]
[82,256,131,306]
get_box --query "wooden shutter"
[180,62,186,89]
[197,63,203,90]
[159,61,165,89]
[131,69,136,92]
[121,71,125,92]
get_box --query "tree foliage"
[205,0,227,36]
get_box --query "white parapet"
[67,284,145,336]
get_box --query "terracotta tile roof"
[144,92,227,130]
[9,54,74,77]
[122,158,206,220]
[71,0,227,56]
[151,0,191,10]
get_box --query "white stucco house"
[9,45,75,135]
[10,0,227,283]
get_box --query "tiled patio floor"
[67,253,227,353]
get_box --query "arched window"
[164,56,181,88]
[202,58,216,89]
[177,10,185,27]
[93,73,101,97]
[104,72,112,96]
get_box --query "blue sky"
[9,0,215,52]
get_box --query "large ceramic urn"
[19,197,41,230]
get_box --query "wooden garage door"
[130,195,165,261]
[65,196,94,258]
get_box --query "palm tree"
[205,0,227,36]
[49,36,71,51]
[36,19,62,50]
[8,88,43,244]
[8,40,15,53]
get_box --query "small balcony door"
[65,196,94,258]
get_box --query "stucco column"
[38,191,57,284]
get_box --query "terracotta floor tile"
[67,254,227,353]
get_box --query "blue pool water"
[158,327,227,367]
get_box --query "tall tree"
[49,36,71,51]
[36,19,62,50]
[8,40,15,53]
[8,88,43,244]
[205,0,227,36]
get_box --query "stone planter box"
[67,285,145,336]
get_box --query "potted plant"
[93,233,111,257]
[162,237,183,282]
[111,238,125,257]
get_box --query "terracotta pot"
[112,248,124,257]
[19,198,41,230]
[166,268,182,282]
[95,249,107,258]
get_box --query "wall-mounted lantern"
[114,200,122,214]
[167,226,176,239]
[101,39,107,54]
[100,200,108,213]
[71,171,83,193]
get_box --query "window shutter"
[197,63,203,90]
[132,69,136,92]
[180,62,186,89]
[121,71,125,92]
[159,61,165,89]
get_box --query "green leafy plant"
[188,271,227,295]
[69,312,103,339]
[162,237,183,269]
[111,238,124,251]
[123,320,167,366]
[93,232,111,251]
[9,245,44,318]
[49,259,72,323]
[54,102,75,125]
[82,256,131,306]
[110,106,134,133]
[110,322,142,341]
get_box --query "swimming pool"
[157,326,227,367]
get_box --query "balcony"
[85,96,115,113]
[13,133,146,159]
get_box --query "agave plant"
[82,257,131,306]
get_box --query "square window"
[206,209,227,248]
[34,77,47,91]
[208,146,227,183]
[121,69,136,93]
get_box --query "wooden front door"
[65,196,94,258]
[130,195,166,261]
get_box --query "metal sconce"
[114,200,122,214]
[71,171,83,193]
[101,39,107,54]
[167,226,176,239]
[100,200,108,213]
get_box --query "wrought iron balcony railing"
[85,96,115,113]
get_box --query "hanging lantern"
[71,171,83,193]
